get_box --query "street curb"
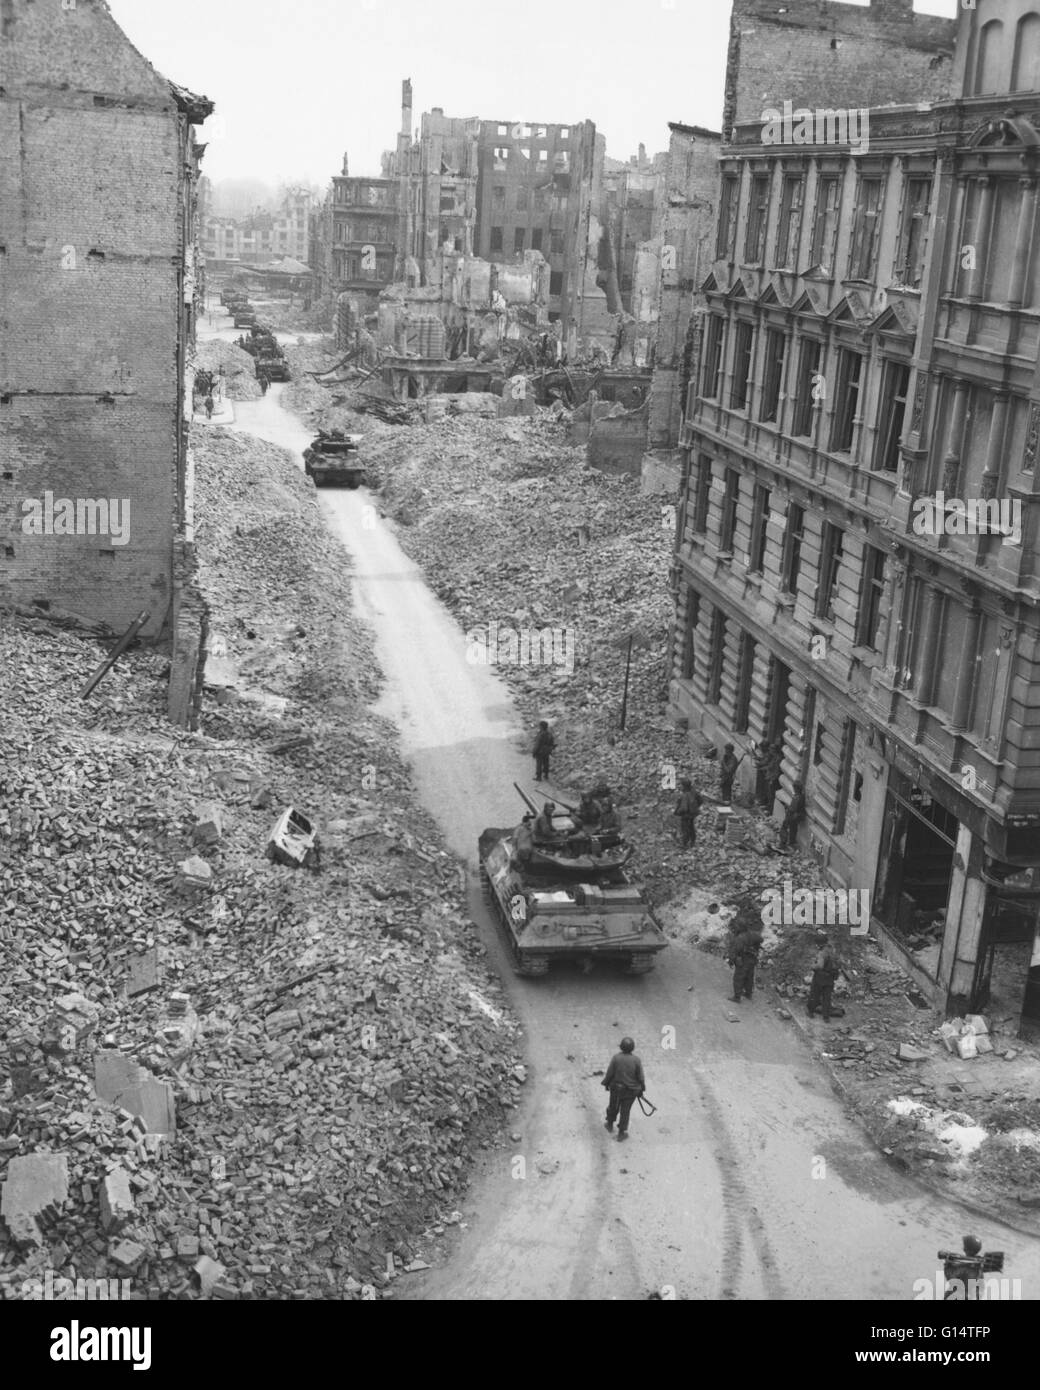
[776,989,1040,1240]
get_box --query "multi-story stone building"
[1,0,212,724]
[671,0,1040,1035]
[472,116,602,340]
[311,158,398,312]
[645,123,722,462]
[202,187,315,267]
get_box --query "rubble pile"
[192,340,263,401]
[0,424,522,1299]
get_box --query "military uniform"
[729,928,763,1001]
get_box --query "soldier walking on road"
[602,1036,645,1142]
[728,917,764,1002]
[673,778,702,848]
[532,720,555,781]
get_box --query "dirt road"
[201,308,1040,1302]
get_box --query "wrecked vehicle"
[478,793,667,977]
[266,807,321,869]
[302,431,366,488]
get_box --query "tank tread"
[479,861,492,905]
[625,953,658,975]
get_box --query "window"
[744,174,770,262]
[707,610,726,704]
[497,124,508,135]
[781,503,805,594]
[856,546,886,650]
[516,187,529,212]
[895,177,931,287]
[849,178,884,280]
[734,633,755,734]
[514,227,526,253]
[693,455,712,533]
[550,229,564,255]
[791,339,821,437]
[549,270,563,296]
[682,591,700,681]
[494,147,509,168]
[833,720,856,835]
[1012,14,1040,91]
[730,321,754,410]
[492,185,506,207]
[830,349,863,453]
[531,227,543,251]
[536,125,547,138]
[717,175,739,258]
[810,176,840,269]
[702,315,724,398]
[775,175,804,269]
[538,150,548,164]
[750,484,771,574]
[875,361,910,472]
[490,226,503,252]
[720,469,740,552]
[760,327,786,423]
[560,127,570,140]
[440,190,456,212]
[817,523,844,620]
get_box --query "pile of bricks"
[0,423,523,1299]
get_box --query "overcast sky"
[105,0,957,191]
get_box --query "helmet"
[543,802,555,813]
[815,930,828,942]
[620,1037,635,1053]
[963,1235,982,1256]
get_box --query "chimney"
[402,78,413,137]
[638,142,646,166]
[341,151,349,176]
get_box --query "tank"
[303,430,366,488]
[478,795,668,977]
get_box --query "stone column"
[914,569,945,706]
[950,584,982,731]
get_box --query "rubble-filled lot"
[0,423,522,1299]
[193,340,262,400]
[281,362,1040,1233]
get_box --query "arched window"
[1011,13,1040,91]
[974,19,1005,95]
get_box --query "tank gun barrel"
[513,782,540,816]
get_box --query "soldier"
[728,917,763,1002]
[577,790,602,828]
[779,779,806,849]
[599,797,621,832]
[942,1235,986,1300]
[258,370,270,395]
[532,720,555,781]
[806,930,841,1021]
[602,1036,645,1142]
[204,394,214,420]
[673,778,702,849]
[533,801,558,840]
[718,743,740,803]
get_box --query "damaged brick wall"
[724,0,957,136]
[0,0,194,638]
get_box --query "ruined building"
[671,0,1040,1036]
[0,0,212,725]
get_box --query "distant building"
[202,188,315,267]
[0,0,212,725]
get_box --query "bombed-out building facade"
[0,0,212,726]
[670,0,1040,1034]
